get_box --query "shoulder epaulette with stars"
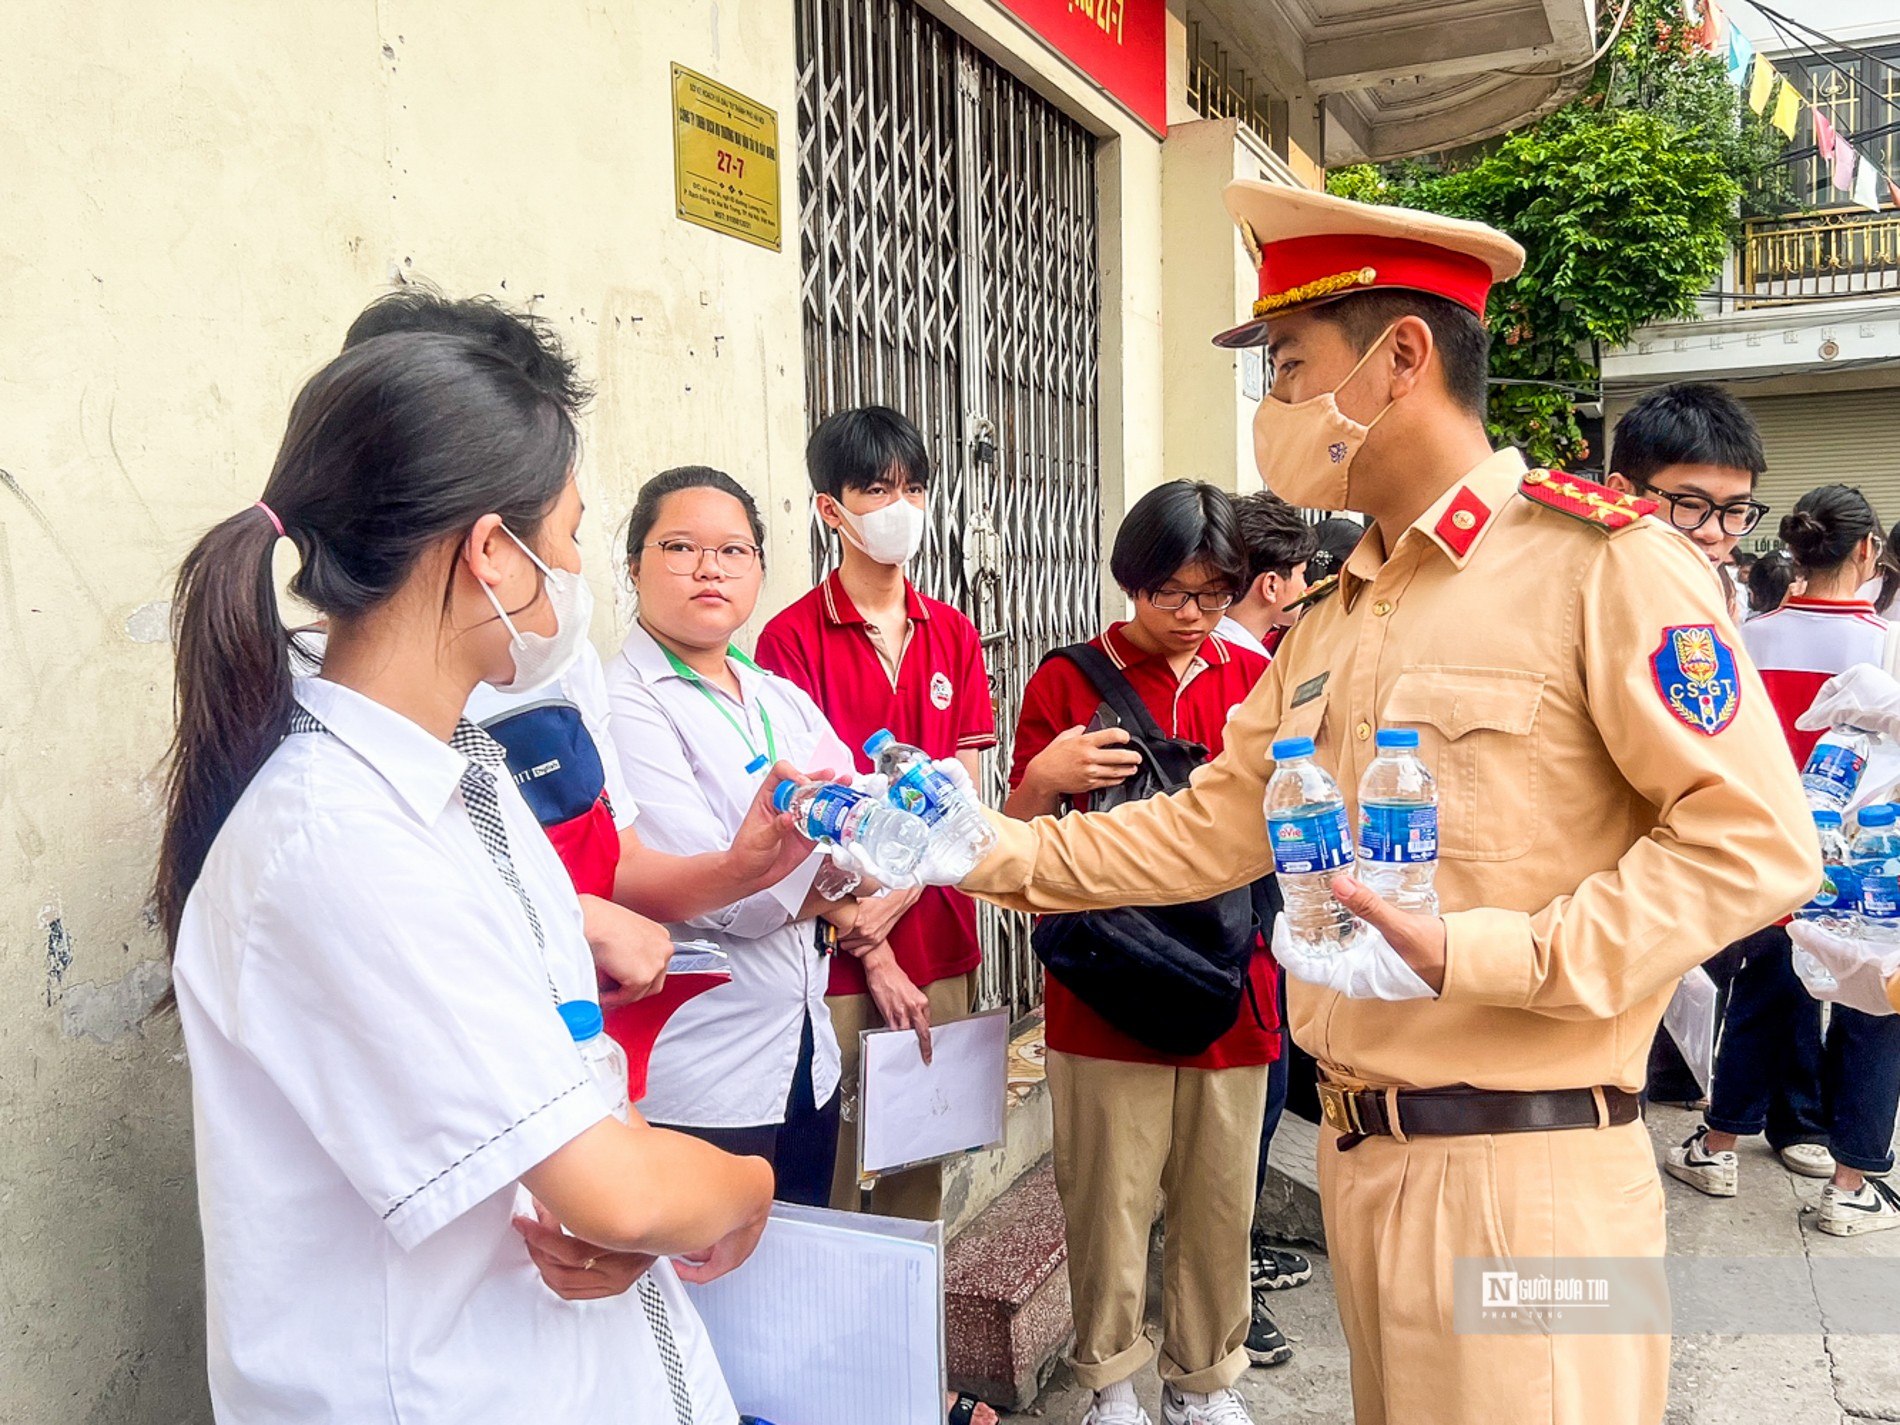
[1285,572,1339,612]
[1518,469,1658,533]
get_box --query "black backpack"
[1028,644,1276,1056]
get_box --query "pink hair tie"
[254,500,286,537]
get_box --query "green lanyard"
[661,643,777,772]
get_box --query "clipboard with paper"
[854,1008,1009,1184]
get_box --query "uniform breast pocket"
[1382,667,1546,862]
[1276,690,1331,759]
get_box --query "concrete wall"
[0,1,1182,1419]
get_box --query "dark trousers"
[1823,1005,1900,1175]
[668,1014,841,1207]
[1256,975,1290,1202]
[1706,926,1827,1150]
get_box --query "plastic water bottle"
[1264,736,1360,955]
[1355,728,1439,916]
[559,999,630,1123]
[1794,810,1855,992]
[1802,725,1878,810]
[772,779,930,880]
[865,728,997,879]
[1852,804,1900,943]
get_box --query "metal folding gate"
[795,0,1102,1020]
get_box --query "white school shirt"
[1214,615,1270,659]
[465,640,641,828]
[171,675,732,1424]
[605,621,851,1128]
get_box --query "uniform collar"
[821,569,929,626]
[617,620,766,701]
[1341,446,1528,600]
[1103,620,1227,671]
[292,676,467,825]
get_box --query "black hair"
[1746,550,1796,617]
[1307,290,1491,418]
[1779,484,1879,576]
[155,333,577,955]
[805,405,932,500]
[1232,491,1319,584]
[1877,520,1900,613]
[1109,480,1246,595]
[1611,383,1765,488]
[344,283,593,415]
[1303,516,1367,584]
[625,466,767,568]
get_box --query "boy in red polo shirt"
[1006,481,1279,1425]
[754,405,997,1222]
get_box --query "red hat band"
[1254,234,1495,319]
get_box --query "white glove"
[1795,664,1900,741]
[846,770,891,799]
[1787,920,1900,1017]
[1270,914,1438,1002]
[824,838,920,892]
[931,756,979,798]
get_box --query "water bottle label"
[1268,807,1354,876]
[1805,863,1859,916]
[1358,803,1438,864]
[800,786,865,844]
[889,764,955,827]
[1860,869,1900,920]
[1804,743,1866,798]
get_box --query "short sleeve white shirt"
[604,622,854,1128]
[171,676,727,1423]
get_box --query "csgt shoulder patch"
[1650,624,1740,736]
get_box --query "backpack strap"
[1041,644,1169,746]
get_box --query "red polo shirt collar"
[820,570,931,627]
[1101,620,1232,671]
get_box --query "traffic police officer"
[950,184,1818,1423]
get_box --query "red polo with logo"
[755,571,998,994]
[1010,623,1280,1068]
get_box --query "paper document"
[683,1203,944,1425]
[859,1008,1008,1179]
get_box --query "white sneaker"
[1778,1143,1836,1178]
[1083,1392,1153,1425]
[1817,1178,1900,1237]
[1160,1386,1254,1425]
[1664,1126,1738,1197]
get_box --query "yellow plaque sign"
[671,64,781,251]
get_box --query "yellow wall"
[0,1,1182,1418]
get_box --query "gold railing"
[1739,206,1900,307]
[1185,19,1274,147]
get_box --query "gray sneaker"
[1665,1126,1738,1197]
[1777,1143,1836,1179]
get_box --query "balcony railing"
[1738,206,1900,308]
[1185,18,1274,148]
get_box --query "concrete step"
[1255,1111,1326,1249]
[945,1159,1072,1414]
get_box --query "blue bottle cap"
[557,999,604,1043]
[1375,728,1420,750]
[745,754,769,775]
[864,729,895,756]
[771,780,797,813]
[1271,737,1316,760]
[1813,809,1843,826]
[1860,804,1897,827]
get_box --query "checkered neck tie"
[447,721,560,1006]
[637,1276,695,1425]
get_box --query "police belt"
[1317,1079,1643,1151]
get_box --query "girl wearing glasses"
[1670,483,1900,1236]
[1003,481,1283,1425]
[606,467,862,1206]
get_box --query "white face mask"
[479,525,594,694]
[832,497,928,566]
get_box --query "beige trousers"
[826,970,977,1220]
[1318,1115,1670,1425]
[1046,1048,1270,1394]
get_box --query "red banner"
[997,0,1168,136]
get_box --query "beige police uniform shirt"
[968,447,1820,1094]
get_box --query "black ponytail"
[1778,484,1878,577]
[154,332,577,954]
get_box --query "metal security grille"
[796,0,1101,1020]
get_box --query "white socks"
[1096,1379,1140,1411]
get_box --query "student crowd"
[154,180,1900,1425]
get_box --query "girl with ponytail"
[157,331,772,1422]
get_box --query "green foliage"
[1326,0,1796,466]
